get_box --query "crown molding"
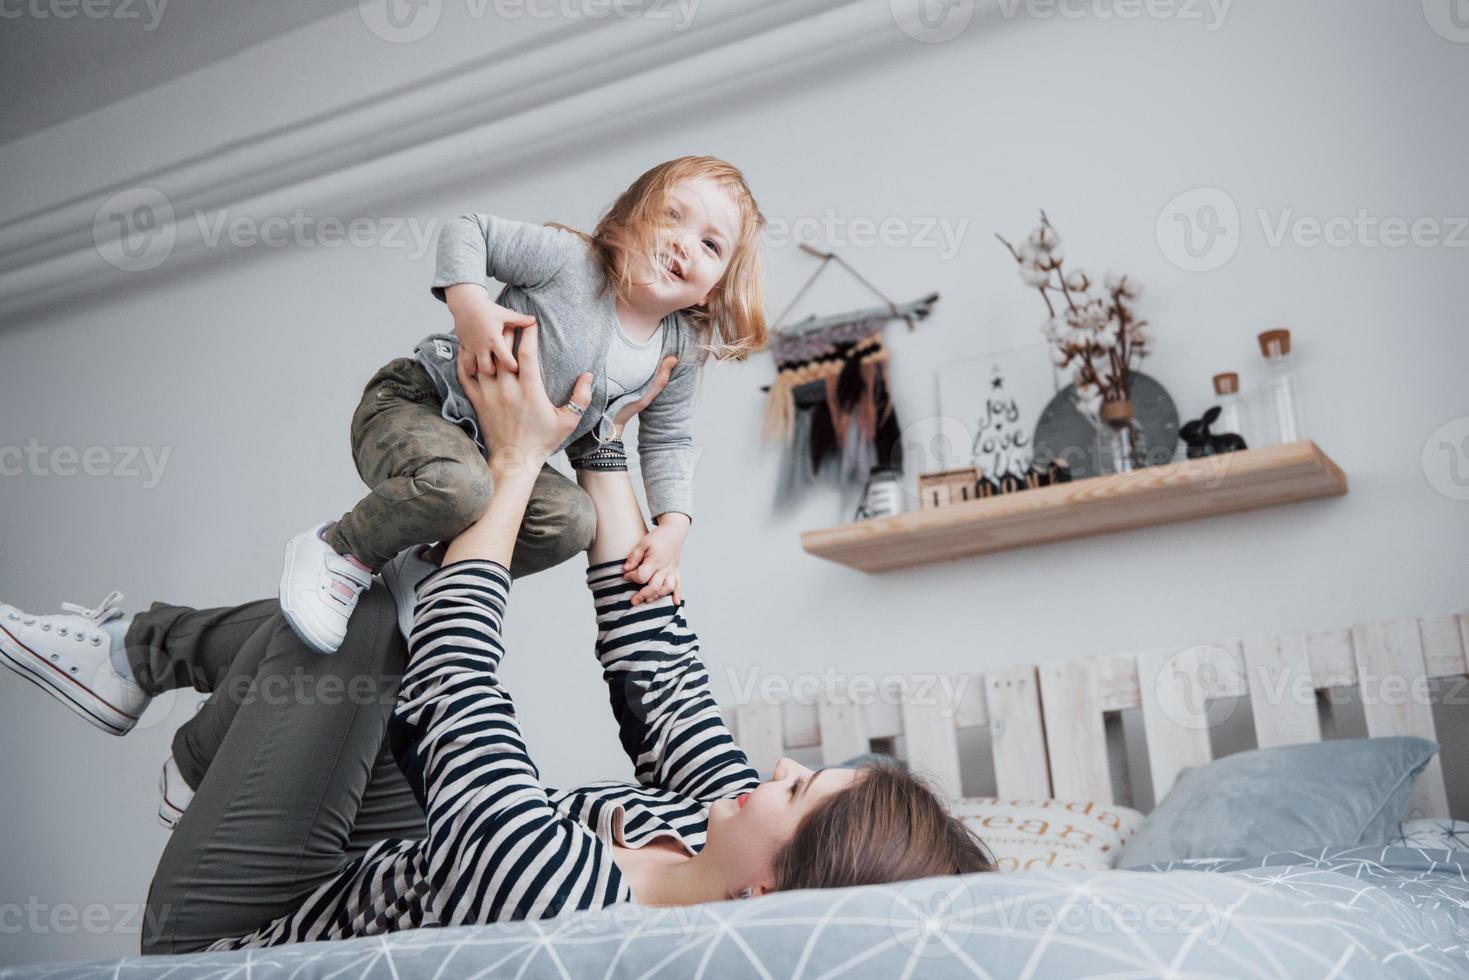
[0,0,939,324]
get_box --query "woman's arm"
[577,464,760,804]
[394,563,627,924]
[392,323,624,924]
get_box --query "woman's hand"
[609,355,678,440]
[455,322,593,477]
[443,323,593,569]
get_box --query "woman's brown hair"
[548,155,769,366]
[771,759,996,891]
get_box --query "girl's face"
[628,175,743,311]
[702,757,859,898]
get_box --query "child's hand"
[623,522,687,606]
[447,288,535,378]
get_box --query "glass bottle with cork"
[1257,328,1303,445]
[1211,371,1250,445]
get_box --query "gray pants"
[324,357,596,571]
[128,586,422,955]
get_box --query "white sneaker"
[0,591,151,736]
[279,523,373,655]
[380,545,440,643]
[158,754,194,830]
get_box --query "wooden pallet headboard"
[730,611,1467,819]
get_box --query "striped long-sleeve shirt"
[204,558,760,950]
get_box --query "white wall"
[2,0,1466,965]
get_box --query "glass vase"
[1101,400,1141,473]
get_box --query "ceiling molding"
[0,0,938,323]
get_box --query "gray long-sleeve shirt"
[420,213,699,522]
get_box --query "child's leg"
[324,358,493,570]
[332,357,597,576]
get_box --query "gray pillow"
[1118,736,1438,868]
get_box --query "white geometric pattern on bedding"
[3,844,1464,979]
[1392,819,1469,852]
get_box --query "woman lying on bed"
[0,321,993,955]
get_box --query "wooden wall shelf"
[800,440,1348,573]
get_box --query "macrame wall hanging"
[760,243,939,510]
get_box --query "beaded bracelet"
[572,438,629,472]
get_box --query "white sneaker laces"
[60,590,126,627]
[6,590,126,646]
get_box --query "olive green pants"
[324,357,596,572]
[132,587,420,954]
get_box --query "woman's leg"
[141,586,413,954]
[123,599,278,788]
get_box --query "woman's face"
[702,757,859,897]
[626,175,742,311]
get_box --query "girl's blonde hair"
[549,156,768,365]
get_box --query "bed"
[5,608,1466,978]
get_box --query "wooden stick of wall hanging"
[760,242,939,509]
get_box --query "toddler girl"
[279,155,768,653]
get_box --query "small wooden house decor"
[917,467,981,509]
[918,459,1075,510]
